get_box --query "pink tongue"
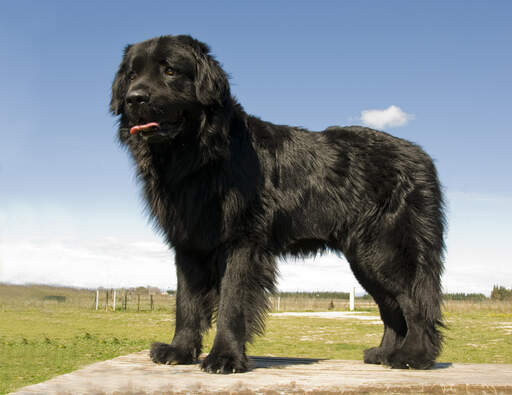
[130,122,160,135]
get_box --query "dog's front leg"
[151,248,218,365]
[201,246,276,373]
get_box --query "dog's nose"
[126,90,150,106]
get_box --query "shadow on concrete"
[432,362,453,370]
[248,356,324,369]
[247,356,453,370]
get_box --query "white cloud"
[360,105,415,129]
[0,200,362,294]
[0,236,364,294]
[0,237,176,290]
[277,254,363,294]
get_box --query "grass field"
[1,284,511,394]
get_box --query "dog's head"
[111,35,231,144]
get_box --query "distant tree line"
[490,285,512,301]
[276,291,351,299]
[245,288,512,301]
[442,293,487,301]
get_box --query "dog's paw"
[363,346,384,365]
[150,342,196,365]
[200,351,248,374]
[386,349,434,370]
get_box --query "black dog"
[111,35,445,373]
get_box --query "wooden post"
[150,294,154,311]
[113,290,116,311]
[277,296,281,312]
[349,287,355,311]
[105,289,109,312]
[124,292,127,311]
[137,294,140,312]
[95,289,99,310]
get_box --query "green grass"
[0,309,169,394]
[440,310,512,364]
[1,285,511,394]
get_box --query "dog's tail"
[410,169,446,361]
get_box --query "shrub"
[491,285,512,301]
[43,295,66,302]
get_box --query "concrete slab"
[12,350,512,394]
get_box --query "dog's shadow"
[430,362,452,370]
[248,356,323,369]
[246,356,452,370]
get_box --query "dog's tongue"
[130,122,160,135]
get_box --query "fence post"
[124,292,127,310]
[150,294,154,311]
[105,289,109,312]
[95,289,99,310]
[113,290,116,311]
[277,296,280,312]
[349,287,355,311]
[137,295,140,312]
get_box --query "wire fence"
[93,290,175,312]
[2,284,511,313]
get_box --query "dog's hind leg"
[385,243,444,369]
[386,200,445,369]
[201,245,277,374]
[346,257,406,365]
[364,296,407,365]
[151,248,218,365]
[345,218,444,369]
[385,290,442,369]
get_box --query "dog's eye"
[128,72,136,81]
[164,67,175,76]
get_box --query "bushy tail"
[413,258,445,361]
[411,174,446,361]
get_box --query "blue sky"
[1,1,511,294]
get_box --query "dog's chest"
[149,180,241,250]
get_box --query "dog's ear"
[110,44,133,115]
[179,36,230,107]
[195,56,230,106]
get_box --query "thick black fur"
[111,35,445,373]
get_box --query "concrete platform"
[12,350,512,394]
